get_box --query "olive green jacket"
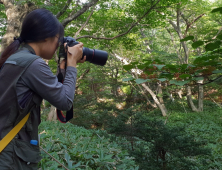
[0,46,42,170]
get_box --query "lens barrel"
[83,48,108,66]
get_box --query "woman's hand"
[65,42,86,67]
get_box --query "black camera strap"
[56,44,73,123]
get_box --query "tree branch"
[176,8,180,28]
[166,28,183,63]
[74,5,95,39]
[189,13,205,27]
[180,12,189,25]
[212,26,222,39]
[154,5,174,9]
[76,0,161,40]
[169,12,189,64]
[169,20,178,33]
[75,68,90,90]
[61,0,98,27]
[56,0,72,19]
[69,0,80,17]
[183,13,205,37]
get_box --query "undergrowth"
[40,99,222,169]
[38,120,139,170]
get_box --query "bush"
[38,121,139,170]
[105,109,211,170]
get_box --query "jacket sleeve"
[19,58,77,111]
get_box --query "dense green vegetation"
[40,100,222,169]
[38,120,139,170]
[0,0,222,169]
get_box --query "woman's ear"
[44,37,55,43]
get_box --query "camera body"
[59,36,108,66]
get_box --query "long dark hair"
[0,8,64,68]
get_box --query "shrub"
[105,110,211,170]
[38,121,139,170]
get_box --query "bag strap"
[56,71,73,123]
[56,48,73,123]
[0,113,30,153]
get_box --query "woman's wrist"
[67,61,77,68]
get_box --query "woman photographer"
[0,8,85,169]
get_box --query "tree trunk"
[166,28,183,64]
[112,83,118,96]
[177,89,183,99]
[198,80,204,112]
[156,83,167,113]
[136,84,157,108]
[169,8,206,112]
[42,99,45,108]
[141,83,167,116]
[186,86,199,112]
[169,17,198,111]
[47,105,57,121]
[0,2,36,53]
[113,53,165,114]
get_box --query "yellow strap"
[0,113,30,153]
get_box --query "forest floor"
[40,99,222,169]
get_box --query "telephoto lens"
[82,48,108,66]
[61,37,108,66]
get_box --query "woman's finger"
[78,55,86,63]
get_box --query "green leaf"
[68,160,73,168]
[122,77,134,82]
[179,74,190,79]
[170,80,190,86]
[158,78,167,82]
[123,64,134,71]
[211,7,222,14]
[212,70,222,73]
[216,34,222,40]
[131,61,139,65]
[105,165,111,170]
[157,93,163,97]
[73,161,81,168]
[181,64,188,69]
[135,78,150,84]
[212,49,222,54]
[192,41,204,48]
[193,77,204,81]
[188,64,196,67]
[180,36,194,42]
[165,65,178,72]
[160,72,174,79]
[103,154,113,160]
[153,64,165,70]
[65,152,71,162]
[205,41,221,51]
[137,65,146,69]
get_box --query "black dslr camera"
[56,37,108,123]
[59,36,108,66]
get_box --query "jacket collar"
[21,44,36,55]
